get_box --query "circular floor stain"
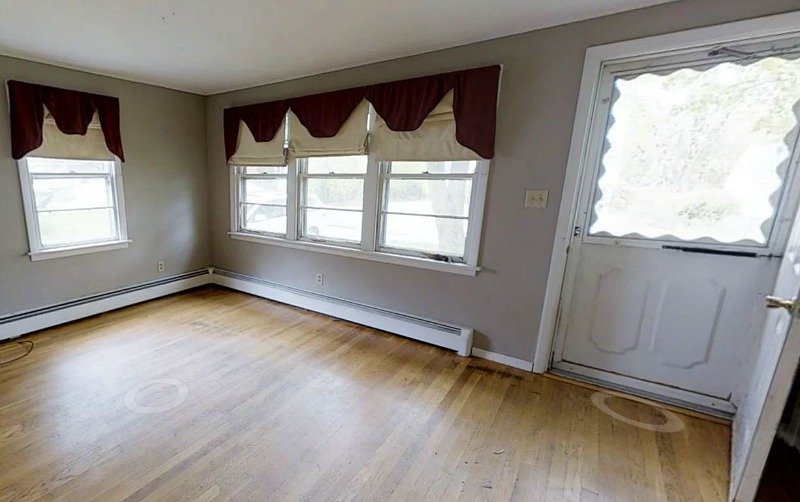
[124,378,188,414]
[591,392,685,433]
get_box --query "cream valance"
[373,91,483,162]
[229,119,287,166]
[29,110,115,161]
[288,100,369,158]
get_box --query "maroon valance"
[223,65,501,161]
[291,87,366,138]
[223,100,290,164]
[8,80,125,161]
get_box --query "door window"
[589,55,800,247]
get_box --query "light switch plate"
[524,190,548,208]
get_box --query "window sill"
[228,232,480,276]
[29,240,132,262]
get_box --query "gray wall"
[206,0,800,362]
[0,56,209,316]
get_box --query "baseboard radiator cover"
[211,268,473,357]
[0,268,212,341]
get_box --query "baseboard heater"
[0,269,211,342]
[211,268,474,357]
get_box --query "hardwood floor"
[0,286,730,501]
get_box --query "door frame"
[534,10,800,375]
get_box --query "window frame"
[233,165,294,239]
[376,160,489,264]
[17,156,130,261]
[230,155,489,275]
[576,36,800,256]
[297,157,368,248]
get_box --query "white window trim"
[377,161,489,265]
[532,10,800,374]
[233,165,290,239]
[18,157,130,261]
[297,157,367,247]
[229,157,489,276]
[228,230,480,276]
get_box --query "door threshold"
[547,368,733,422]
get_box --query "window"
[299,156,367,245]
[589,55,800,247]
[379,160,486,262]
[231,153,489,273]
[571,34,800,257]
[18,157,128,259]
[235,165,289,236]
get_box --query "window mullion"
[230,165,239,233]
[286,159,299,240]
[18,159,43,253]
[361,153,380,251]
[463,161,490,266]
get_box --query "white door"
[552,43,800,410]
[730,206,800,501]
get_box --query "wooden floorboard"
[0,286,730,501]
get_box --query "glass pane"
[591,56,800,245]
[241,203,287,234]
[383,214,468,257]
[38,208,117,247]
[27,157,112,174]
[242,166,287,175]
[303,208,362,242]
[32,177,113,211]
[305,178,363,210]
[306,155,368,174]
[243,178,287,205]
[385,179,472,217]
[388,160,476,174]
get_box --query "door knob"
[765,295,798,313]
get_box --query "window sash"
[297,158,366,245]
[376,164,479,262]
[30,174,115,212]
[18,157,127,253]
[235,165,290,237]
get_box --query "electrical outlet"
[524,190,548,209]
[316,273,324,286]
[157,261,165,273]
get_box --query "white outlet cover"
[525,190,548,208]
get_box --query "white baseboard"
[0,268,212,342]
[2,266,536,374]
[471,348,534,371]
[211,268,473,357]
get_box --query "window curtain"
[30,111,115,161]
[224,100,290,165]
[289,99,369,158]
[222,65,501,164]
[8,80,125,161]
[373,90,482,161]
[230,118,287,166]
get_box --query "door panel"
[587,267,650,355]
[651,277,725,369]
[560,244,778,398]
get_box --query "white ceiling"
[0,0,675,95]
